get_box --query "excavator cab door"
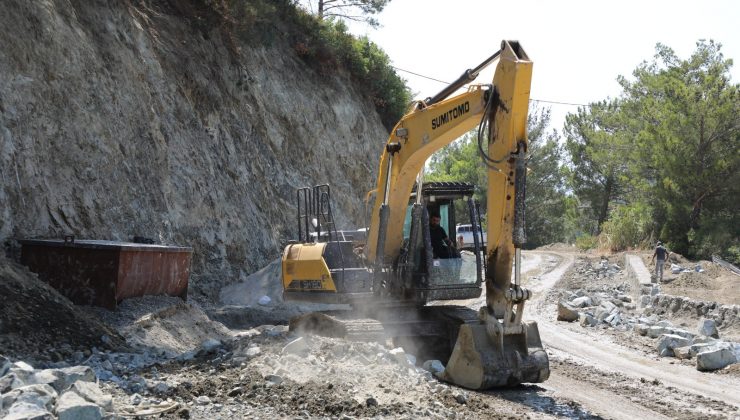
[398,182,483,304]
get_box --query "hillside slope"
[0,1,388,296]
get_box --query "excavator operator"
[429,213,459,259]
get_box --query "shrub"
[599,203,653,252]
[724,245,740,266]
[288,18,411,129]
[575,235,598,251]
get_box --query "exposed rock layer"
[0,1,388,296]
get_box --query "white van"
[456,224,487,250]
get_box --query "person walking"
[651,241,669,283]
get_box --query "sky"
[345,0,740,133]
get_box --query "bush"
[289,18,411,129]
[599,203,653,251]
[724,245,740,266]
[575,235,598,251]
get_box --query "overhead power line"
[391,65,591,107]
[391,66,450,84]
[529,99,586,107]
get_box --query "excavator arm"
[366,86,489,263]
[366,41,548,388]
[367,40,533,299]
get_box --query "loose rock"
[569,296,593,308]
[55,391,103,420]
[657,334,692,357]
[697,319,719,338]
[422,360,445,375]
[696,346,737,371]
[69,381,113,411]
[195,395,211,405]
[579,313,597,327]
[557,301,579,322]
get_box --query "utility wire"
[391,66,450,84]
[392,65,592,107]
[529,99,586,107]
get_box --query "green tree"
[426,107,567,246]
[426,132,486,224]
[563,99,628,234]
[299,0,391,27]
[525,108,568,247]
[618,40,740,257]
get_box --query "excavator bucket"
[441,321,549,389]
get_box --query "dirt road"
[519,251,740,419]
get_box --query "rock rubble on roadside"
[633,311,739,371]
[558,256,739,373]
[0,358,115,420]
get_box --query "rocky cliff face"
[0,1,388,296]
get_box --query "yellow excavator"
[281,40,549,389]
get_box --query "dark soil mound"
[0,256,123,360]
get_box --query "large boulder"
[30,367,95,393]
[604,312,623,327]
[697,319,719,338]
[696,346,737,371]
[1,383,57,411]
[7,362,35,385]
[670,329,695,340]
[657,334,692,357]
[647,326,668,339]
[69,382,113,412]
[557,301,579,322]
[689,342,716,358]
[388,348,410,366]
[55,391,103,420]
[0,372,26,393]
[693,336,718,345]
[3,401,53,420]
[637,316,658,325]
[600,301,617,314]
[595,301,619,322]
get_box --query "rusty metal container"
[19,237,192,309]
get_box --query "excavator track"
[288,311,386,342]
[289,305,549,389]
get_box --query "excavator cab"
[395,182,485,303]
